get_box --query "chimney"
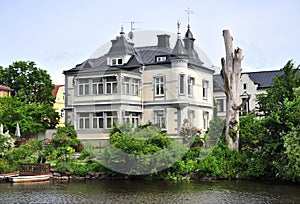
[157,34,170,49]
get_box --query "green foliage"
[280,127,300,182]
[0,96,59,138]
[0,61,59,137]
[52,125,79,148]
[0,61,55,105]
[4,140,44,172]
[0,132,15,156]
[101,123,187,175]
[180,119,201,143]
[255,61,300,180]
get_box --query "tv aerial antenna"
[123,21,143,40]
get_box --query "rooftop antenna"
[123,21,143,40]
[185,7,194,27]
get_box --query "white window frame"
[131,78,139,96]
[106,76,118,94]
[106,111,118,129]
[154,110,166,130]
[123,112,140,128]
[156,56,167,62]
[154,75,165,97]
[93,112,104,129]
[203,80,209,99]
[188,76,195,97]
[111,58,123,66]
[78,79,90,96]
[216,99,225,112]
[179,74,185,95]
[92,78,104,95]
[78,113,90,129]
[122,77,130,95]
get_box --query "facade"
[213,70,284,117]
[63,25,214,144]
[52,85,65,127]
[0,85,13,97]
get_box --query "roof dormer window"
[156,56,167,62]
[111,58,123,66]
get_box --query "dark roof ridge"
[242,69,283,74]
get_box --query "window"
[122,77,130,95]
[203,80,208,99]
[188,77,195,96]
[154,110,166,129]
[79,113,90,129]
[92,78,104,95]
[124,112,140,128]
[106,76,117,94]
[131,78,139,96]
[106,112,118,129]
[179,74,185,95]
[118,58,123,65]
[93,112,104,129]
[216,99,225,112]
[155,76,165,96]
[243,83,248,90]
[111,58,123,66]
[156,56,167,62]
[78,79,89,95]
[188,109,195,125]
[241,98,250,114]
[203,111,209,130]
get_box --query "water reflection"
[0,180,299,203]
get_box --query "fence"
[19,163,50,176]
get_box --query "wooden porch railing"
[19,163,50,176]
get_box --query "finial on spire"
[177,20,181,37]
[185,7,193,27]
[120,25,125,35]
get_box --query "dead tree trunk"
[221,30,244,151]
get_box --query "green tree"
[0,97,59,137]
[0,61,55,105]
[256,60,300,178]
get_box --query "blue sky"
[1,0,300,84]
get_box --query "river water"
[0,179,299,203]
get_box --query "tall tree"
[256,60,300,178]
[0,61,59,137]
[220,30,246,151]
[0,61,55,105]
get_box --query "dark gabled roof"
[64,27,212,75]
[213,74,224,91]
[246,70,284,89]
[213,69,284,91]
[107,34,135,55]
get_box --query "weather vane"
[185,7,194,25]
[177,20,181,36]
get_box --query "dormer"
[106,28,135,66]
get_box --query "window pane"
[99,118,104,128]
[85,118,89,128]
[79,85,83,95]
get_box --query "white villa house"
[63,24,215,145]
[213,70,284,117]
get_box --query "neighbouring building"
[52,85,65,127]
[63,24,215,145]
[213,70,284,117]
[0,85,13,97]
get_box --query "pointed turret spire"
[183,24,203,65]
[171,21,187,57]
